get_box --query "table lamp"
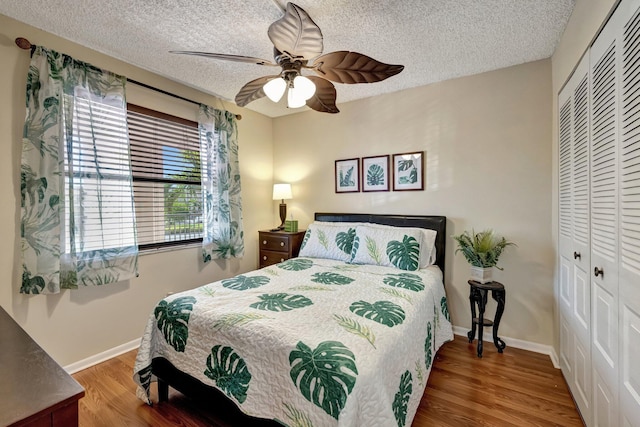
[272,183,292,230]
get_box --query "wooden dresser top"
[0,306,84,426]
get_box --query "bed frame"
[152,213,447,415]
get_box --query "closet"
[558,0,640,425]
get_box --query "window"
[127,104,203,249]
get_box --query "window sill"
[138,241,201,256]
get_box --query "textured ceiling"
[1,0,575,117]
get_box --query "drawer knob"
[280,242,285,247]
[594,267,604,278]
[573,251,581,260]
[263,240,267,245]
[280,258,284,262]
[263,256,267,260]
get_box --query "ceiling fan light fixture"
[286,75,316,108]
[287,86,307,108]
[263,77,287,102]
[293,75,316,99]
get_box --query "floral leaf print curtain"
[21,46,138,294]
[198,105,244,262]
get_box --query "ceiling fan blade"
[268,2,323,60]
[171,51,278,66]
[305,76,339,114]
[311,51,404,84]
[235,75,280,107]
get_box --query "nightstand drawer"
[260,250,289,267]
[260,234,290,252]
[258,230,306,268]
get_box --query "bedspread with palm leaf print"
[133,257,453,427]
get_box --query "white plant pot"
[470,266,493,284]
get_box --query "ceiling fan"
[172,2,404,113]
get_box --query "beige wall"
[273,59,554,345]
[550,0,617,353]
[0,14,274,366]
[1,1,602,365]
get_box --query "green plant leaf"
[222,275,270,290]
[351,235,360,259]
[441,296,450,321]
[415,360,425,388]
[311,272,355,285]
[383,273,425,292]
[289,341,358,419]
[212,313,268,330]
[281,403,314,427]
[365,236,383,264]
[335,228,356,255]
[290,285,335,291]
[318,229,329,250]
[250,293,313,311]
[367,164,385,185]
[333,314,376,348]
[154,296,196,352]
[136,364,153,396]
[20,265,45,294]
[349,300,406,327]
[378,287,414,305]
[425,321,433,369]
[278,258,314,271]
[452,229,516,268]
[392,371,413,427]
[204,345,252,403]
[386,235,420,271]
[300,229,311,250]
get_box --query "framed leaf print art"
[392,151,424,191]
[362,155,390,192]
[335,158,360,193]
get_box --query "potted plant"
[452,229,516,283]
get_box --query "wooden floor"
[72,335,584,426]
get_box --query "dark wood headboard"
[314,213,447,275]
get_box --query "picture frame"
[392,151,424,191]
[361,155,390,192]
[335,158,360,193]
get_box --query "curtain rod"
[14,37,242,120]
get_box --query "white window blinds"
[127,104,203,249]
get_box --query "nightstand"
[467,280,506,358]
[259,230,306,268]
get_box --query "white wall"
[550,0,617,354]
[0,14,274,366]
[273,59,555,346]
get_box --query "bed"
[133,213,453,426]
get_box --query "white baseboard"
[452,326,560,369]
[64,338,140,374]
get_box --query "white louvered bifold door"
[559,82,576,382]
[590,5,622,424]
[573,56,594,423]
[620,0,640,424]
[559,54,593,424]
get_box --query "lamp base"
[278,202,287,230]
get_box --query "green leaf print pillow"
[298,222,358,262]
[350,225,423,271]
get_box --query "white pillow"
[307,221,438,267]
[350,224,424,271]
[349,222,437,268]
[299,222,358,261]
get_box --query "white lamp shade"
[263,77,287,102]
[287,75,316,108]
[287,87,307,108]
[273,183,292,200]
[293,75,316,99]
